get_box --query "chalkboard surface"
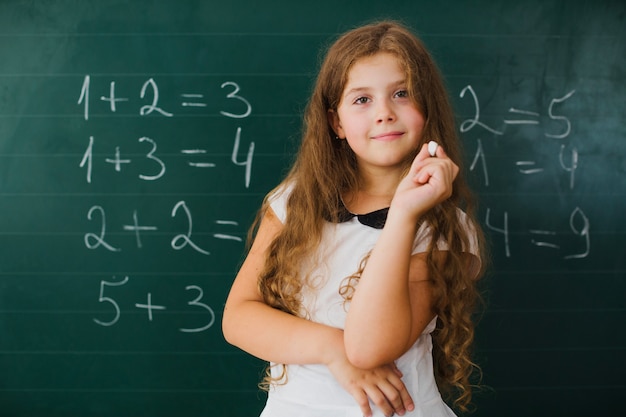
[1,1,624,416]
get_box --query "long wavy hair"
[251,20,487,413]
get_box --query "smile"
[371,131,404,141]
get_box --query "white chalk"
[428,141,439,157]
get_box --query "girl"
[222,21,486,417]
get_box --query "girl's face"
[329,52,425,175]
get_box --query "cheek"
[338,114,366,137]
[410,111,426,132]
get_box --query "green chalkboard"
[1,1,624,416]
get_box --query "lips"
[371,131,404,141]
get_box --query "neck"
[344,168,403,213]
[358,165,404,197]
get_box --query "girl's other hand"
[327,354,415,417]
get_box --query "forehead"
[344,52,405,88]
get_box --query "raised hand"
[391,141,459,222]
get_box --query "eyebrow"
[343,79,407,98]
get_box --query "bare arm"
[222,208,344,365]
[222,208,415,417]
[344,143,458,369]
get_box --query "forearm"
[343,209,418,368]
[223,207,346,367]
[223,298,344,366]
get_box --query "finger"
[352,389,374,417]
[378,375,413,416]
[407,143,432,174]
[385,377,415,415]
[409,148,438,185]
[391,362,403,378]
[413,153,458,186]
[417,141,432,159]
[364,386,395,417]
[413,160,441,185]
[433,142,450,159]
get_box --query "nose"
[376,99,396,123]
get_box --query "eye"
[394,89,409,99]
[353,96,370,105]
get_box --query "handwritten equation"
[85,201,242,255]
[78,76,248,257]
[459,84,589,259]
[76,77,593,334]
[75,77,251,334]
[77,76,255,188]
[77,76,252,120]
[93,276,215,333]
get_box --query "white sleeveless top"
[260,186,478,417]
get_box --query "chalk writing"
[135,292,167,321]
[461,84,588,260]
[219,81,253,118]
[78,76,256,189]
[85,202,242,253]
[485,206,590,259]
[179,285,216,333]
[79,129,253,187]
[77,75,253,119]
[469,138,489,186]
[85,205,121,252]
[140,78,173,117]
[93,276,129,327]
[460,85,576,139]
[100,81,129,112]
[93,277,215,333]
[459,85,504,135]
[171,200,210,255]
[122,211,158,249]
[559,144,578,190]
[138,137,167,181]
[545,90,576,139]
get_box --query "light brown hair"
[252,20,487,412]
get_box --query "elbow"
[347,353,380,370]
[345,340,395,370]
[344,326,411,369]
[221,307,237,346]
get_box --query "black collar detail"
[334,201,389,229]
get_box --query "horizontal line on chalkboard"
[485,308,626,313]
[0,192,265,197]
[0,72,315,77]
[3,192,625,198]
[0,350,241,355]
[1,386,624,393]
[0,32,618,39]
[0,272,231,276]
[489,385,626,391]
[2,347,622,355]
[0,309,221,313]
[1,73,618,83]
[3,308,623,315]
[0,270,621,276]
[0,310,224,315]
[0,32,333,37]
[0,388,260,393]
[0,113,296,118]
[491,269,623,274]
[0,232,246,237]
[478,346,626,353]
[0,153,283,159]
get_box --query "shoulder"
[267,182,294,224]
[413,207,479,255]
